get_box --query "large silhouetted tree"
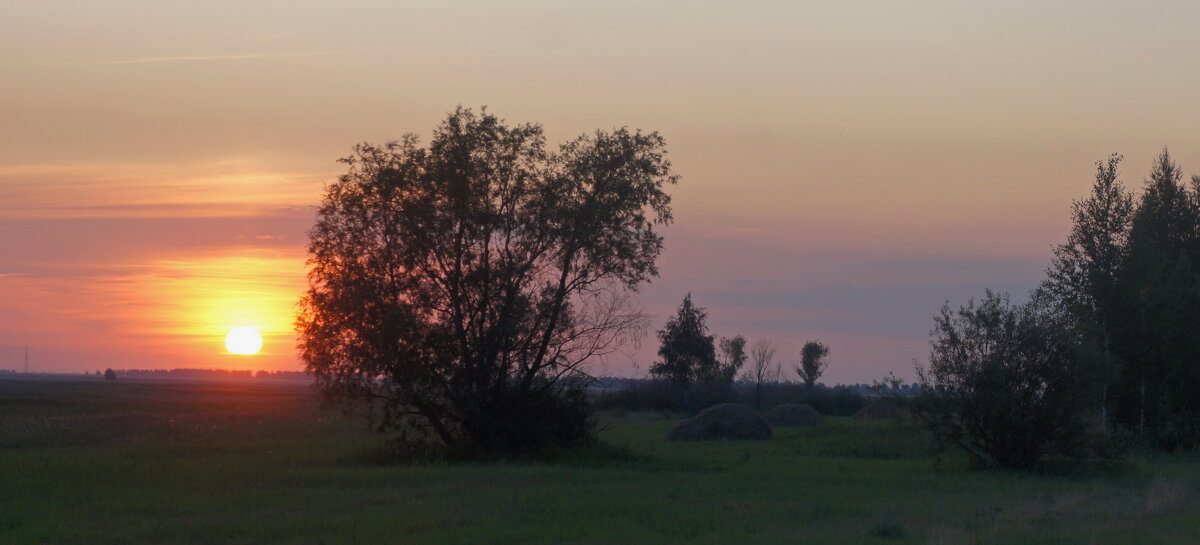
[1110,150,1200,446]
[1040,154,1133,430]
[297,107,676,453]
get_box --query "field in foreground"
[1,378,1199,544]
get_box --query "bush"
[915,290,1111,469]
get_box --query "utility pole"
[24,346,29,373]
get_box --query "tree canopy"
[297,107,676,453]
[650,294,716,393]
[1042,148,1200,449]
[796,341,830,389]
[915,291,1105,469]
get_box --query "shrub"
[915,290,1111,469]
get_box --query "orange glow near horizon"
[5,0,1200,382]
[137,252,305,363]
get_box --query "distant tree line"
[103,368,311,380]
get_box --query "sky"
[2,1,1200,382]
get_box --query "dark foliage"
[796,340,830,389]
[914,291,1108,469]
[1042,149,1200,449]
[458,380,596,454]
[649,294,718,407]
[297,107,675,454]
[711,335,747,386]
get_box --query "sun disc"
[225,327,263,355]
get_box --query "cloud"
[0,160,326,219]
[87,51,338,66]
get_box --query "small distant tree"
[103,368,116,381]
[915,290,1108,469]
[796,341,830,390]
[709,335,747,386]
[743,339,779,409]
[650,294,716,407]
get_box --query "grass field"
[2,377,1199,544]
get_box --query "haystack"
[763,403,823,427]
[666,403,772,441]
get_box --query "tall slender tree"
[1043,148,1200,447]
[1040,154,1133,429]
[743,339,779,409]
[1111,149,1200,443]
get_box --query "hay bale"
[854,399,907,420]
[764,403,824,427]
[666,403,772,441]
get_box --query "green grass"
[2,378,1199,544]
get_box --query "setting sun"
[225,327,263,355]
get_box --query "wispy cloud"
[88,51,336,66]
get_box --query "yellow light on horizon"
[225,327,263,355]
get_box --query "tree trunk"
[1101,327,1110,433]
[1139,379,1146,432]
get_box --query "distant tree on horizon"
[650,294,717,407]
[710,335,747,386]
[297,107,677,454]
[796,341,830,390]
[743,338,779,409]
[103,368,116,381]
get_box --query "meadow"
[1,378,1198,544]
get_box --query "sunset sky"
[3,1,1200,382]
